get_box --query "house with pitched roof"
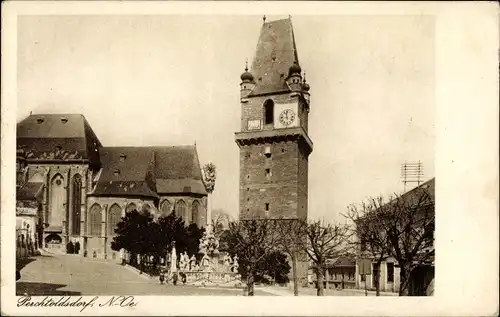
[16,114,208,260]
[354,178,435,295]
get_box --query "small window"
[361,275,366,282]
[265,168,271,177]
[61,117,68,124]
[264,146,271,158]
[265,203,269,211]
[387,263,394,282]
[36,117,44,124]
[280,73,284,78]
[258,77,262,82]
[119,154,126,162]
[113,169,120,176]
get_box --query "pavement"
[255,285,398,296]
[16,253,273,296]
[16,253,398,296]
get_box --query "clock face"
[279,109,296,126]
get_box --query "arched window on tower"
[191,200,200,226]
[89,204,102,236]
[263,99,274,125]
[161,200,172,217]
[175,200,187,221]
[71,174,82,235]
[108,204,122,236]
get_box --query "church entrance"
[45,233,62,249]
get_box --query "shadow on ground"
[16,282,81,296]
[16,257,38,271]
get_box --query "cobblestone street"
[16,254,273,296]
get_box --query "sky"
[17,15,435,222]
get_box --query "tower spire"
[263,15,266,24]
[245,59,248,72]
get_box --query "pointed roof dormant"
[249,17,299,96]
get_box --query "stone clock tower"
[235,17,313,221]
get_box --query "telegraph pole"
[401,160,424,192]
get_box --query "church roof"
[91,147,158,198]
[17,114,102,168]
[152,146,207,195]
[91,145,207,197]
[249,18,300,96]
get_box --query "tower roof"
[249,18,299,96]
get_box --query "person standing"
[159,266,166,284]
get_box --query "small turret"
[302,72,311,104]
[240,60,255,99]
[286,60,302,91]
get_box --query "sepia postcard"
[1,1,498,316]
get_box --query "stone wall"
[239,140,303,219]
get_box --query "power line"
[401,160,424,192]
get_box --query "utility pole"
[401,160,424,192]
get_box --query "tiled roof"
[91,147,158,198]
[249,18,299,96]
[16,182,44,201]
[394,178,435,208]
[91,146,207,197]
[17,114,102,168]
[152,145,206,195]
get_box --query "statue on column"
[202,162,216,233]
[202,162,216,194]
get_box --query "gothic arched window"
[71,174,82,235]
[49,174,65,226]
[126,203,137,213]
[161,200,172,217]
[108,204,122,236]
[191,200,200,226]
[174,200,187,221]
[263,99,274,125]
[89,204,102,236]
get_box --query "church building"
[16,114,208,260]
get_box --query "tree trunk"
[375,260,382,296]
[398,262,412,296]
[292,253,299,296]
[247,270,255,296]
[316,268,325,296]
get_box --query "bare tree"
[226,218,277,296]
[345,197,389,296]
[345,184,435,296]
[273,218,308,296]
[304,220,351,296]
